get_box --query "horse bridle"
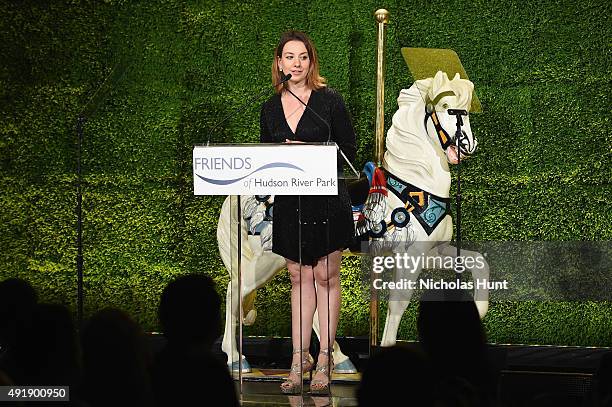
[424,103,470,155]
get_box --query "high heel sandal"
[280,349,314,394]
[310,348,334,395]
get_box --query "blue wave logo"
[195,162,304,185]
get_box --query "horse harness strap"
[424,106,453,151]
[384,169,451,236]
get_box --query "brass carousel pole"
[374,9,389,167]
[371,8,389,350]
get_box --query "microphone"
[284,86,358,178]
[205,73,293,145]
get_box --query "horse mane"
[398,72,473,112]
[397,78,432,108]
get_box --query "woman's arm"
[330,90,357,164]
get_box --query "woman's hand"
[285,139,305,144]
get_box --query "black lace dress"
[260,87,356,266]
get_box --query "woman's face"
[278,40,310,84]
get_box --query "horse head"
[419,71,477,164]
[384,70,478,198]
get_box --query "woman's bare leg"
[312,250,342,386]
[285,260,316,384]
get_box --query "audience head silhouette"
[18,303,80,386]
[417,288,493,407]
[0,278,38,350]
[417,288,486,356]
[158,273,221,348]
[80,307,153,406]
[153,274,238,406]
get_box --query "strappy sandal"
[280,349,314,394]
[310,348,334,395]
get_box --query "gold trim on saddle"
[384,169,451,236]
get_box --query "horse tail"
[242,291,257,325]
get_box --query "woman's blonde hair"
[271,30,326,94]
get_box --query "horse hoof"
[333,358,357,374]
[243,309,257,325]
[475,300,489,319]
[227,358,252,373]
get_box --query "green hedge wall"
[1,0,610,346]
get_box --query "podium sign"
[193,144,338,195]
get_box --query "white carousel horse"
[372,71,489,345]
[216,70,489,370]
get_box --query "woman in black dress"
[260,30,356,394]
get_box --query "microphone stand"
[76,116,85,328]
[448,109,467,284]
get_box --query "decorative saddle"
[349,162,451,242]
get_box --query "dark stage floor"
[237,382,357,407]
[147,334,611,406]
[234,346,608,407]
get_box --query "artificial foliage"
[1,0,610,346]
